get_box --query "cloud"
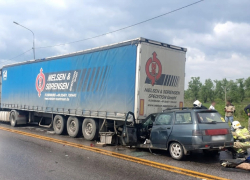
[173,21,250,54]
[43,0,68,9]
[1,0,250,89]
[186,47,249,81]
[170,21,250,88]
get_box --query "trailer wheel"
[53,115,66,135]
[82,118,98,141]
[67,116,82,138]
[10,111,17,127]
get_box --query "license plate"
[212,135,225,141]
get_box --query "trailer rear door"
[136,42,186,120]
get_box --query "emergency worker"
[231,121,250,158]
[193,100,207,109]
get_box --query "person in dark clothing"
[244,104,250,132]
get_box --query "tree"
[184,89,191,100]
[244,77,250,98]
[187,77,202,100]
[200,79,214,103]
[221,78,230,103]
[227,80,239,103]
[237,78,245,102]
[214,80,224,100]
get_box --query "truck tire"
[82,118,98,141]
[169,142,184,160]
[10,111,17,127]
[67,116,82,138]
[53,115,66,135]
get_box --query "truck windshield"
[197,112,225,123]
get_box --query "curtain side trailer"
[0,37,186,142]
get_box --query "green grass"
[184,99,249,128]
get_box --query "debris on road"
[47,131,56,135]
[95,142,106,147]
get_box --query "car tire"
[67,116,82,138]
[10,111,17,127]
[169,142,184,160]
[53,115,66,135]
[82,118,98,141]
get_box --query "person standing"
[244,104,250,132]
[209,101,216,110]
[224,100,235,124]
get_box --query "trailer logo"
[36,68,45,97]
[3,70,7,80]
[145,52,162,86]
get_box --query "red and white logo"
[36,68,45,97]
[145,52,162,86]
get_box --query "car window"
[143,114,156,126]
[155,114,173,125]
[175,112,192,124]
[197,112,225,123]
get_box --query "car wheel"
[67,116,82,138]
[53,115,66,135]
[82,118,98,141]
[169,142,184,160]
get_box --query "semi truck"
[0,37,186,143]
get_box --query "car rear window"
[197,112,225,123]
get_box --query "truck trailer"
[0,37,186,143]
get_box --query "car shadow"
[135,148,233,164]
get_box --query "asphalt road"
[0,122,249,180]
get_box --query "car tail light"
[193,129,229,136]
[205,129,229,136]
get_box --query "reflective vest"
[233,127,250,140]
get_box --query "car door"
[150,113,174,148]
[121,111,138,146]
[170,111,194,146]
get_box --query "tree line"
[185,77,250,103]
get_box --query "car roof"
[153,107,218,115]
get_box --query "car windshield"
[197,112,225,123]
[143,114,156,126]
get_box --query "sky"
[0,0,250,89]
